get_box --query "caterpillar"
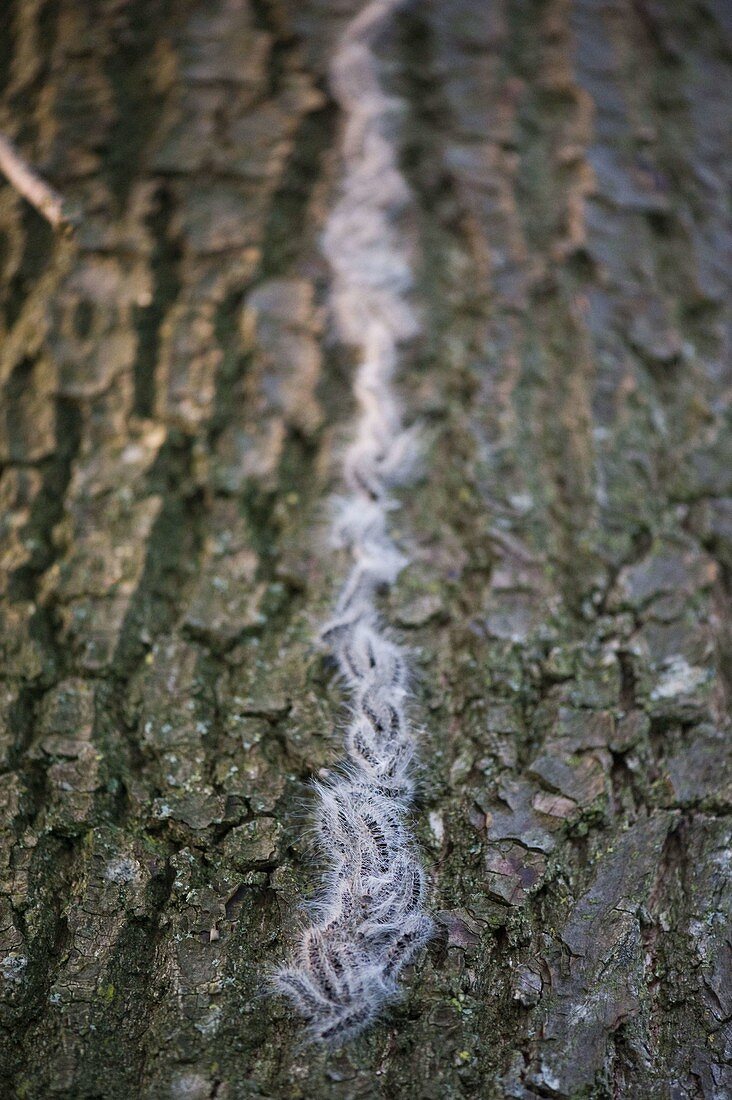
[273,0,433,1045]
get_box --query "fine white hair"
[272,0,434,1045]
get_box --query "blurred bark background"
[0,0,730,1096]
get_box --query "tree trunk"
[0,0,730,1096]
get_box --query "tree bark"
[0,0,730,1097]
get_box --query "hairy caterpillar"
[273,0,433,1045]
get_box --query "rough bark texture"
[0,0,730,1097]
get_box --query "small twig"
[486,527,542,565]
[0,132,76,234]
